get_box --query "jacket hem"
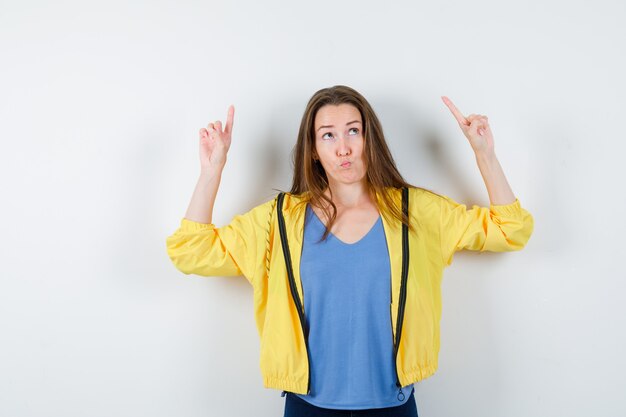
[263,375,308,395]
[400,363,438,386]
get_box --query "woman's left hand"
[441,96,494,155]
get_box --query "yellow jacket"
[165,187,534,395]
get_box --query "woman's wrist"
[200,162,226,178]
[474,150,497,165]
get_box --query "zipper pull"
[397,386,405,402]
[281,390,287,397]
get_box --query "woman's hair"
[287,84,431,242]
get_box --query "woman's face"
[313,103,367,188]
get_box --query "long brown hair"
[285,85,431,241]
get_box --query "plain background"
[1,0,624,416]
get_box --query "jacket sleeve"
[165,197,276,285]
[439,195,534,266]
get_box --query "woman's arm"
[167,105,262,280]
[441,96,516,205]
[475,151,515,206]
[184,104,234,223]
[184,165,225,224]
[165,105,277,285]
[437,97,533,266]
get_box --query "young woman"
[166,85,534,417]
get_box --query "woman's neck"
[323,180,373,209]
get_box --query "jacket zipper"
[392,187,410,402]
[277,193,311,396]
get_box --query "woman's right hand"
[198,105,234,170]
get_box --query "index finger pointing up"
[224,104,235,134]
[441,96,469,126]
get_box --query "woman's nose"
[336,136,351,156]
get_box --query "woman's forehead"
[314,104,362,128]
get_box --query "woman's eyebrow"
[316,120,362,131]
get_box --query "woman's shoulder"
[248,189,308,217]
[408,186,448,202]
[378,185,448,204]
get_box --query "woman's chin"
[329,173,367,185]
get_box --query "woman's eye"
[321,128,358,140]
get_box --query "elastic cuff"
[180,217,216,231]
[489,198,521,216]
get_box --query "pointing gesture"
[198,104,235,169]
[441,96,494,155]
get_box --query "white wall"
[1,0,624,416]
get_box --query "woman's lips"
[340,161,351,168]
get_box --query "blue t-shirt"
[294,204,414,409]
